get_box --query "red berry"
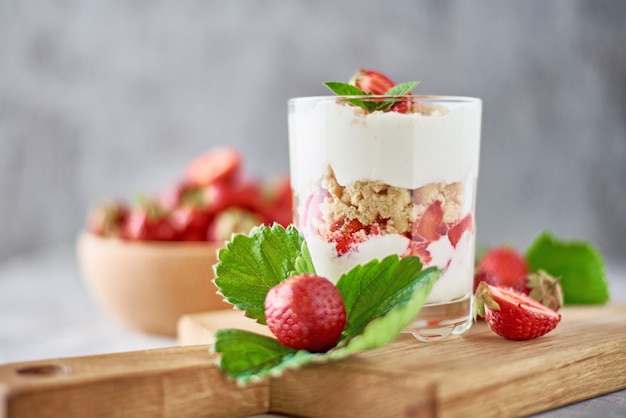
[184,148,242,187]
[414,201,446,241]
[349,69,395,95]
[123,200,176,241]
[448,214,474,248]
[87,200,128,237]
[264,274,346,352]
[168,206,211,242]
[327,218,368,256]
[473,270,500,293]
[473,282,561,340]
[476,246,529,288]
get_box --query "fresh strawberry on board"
[473,282,562,340]
[349,69,395,95]
[264,274,347,352]
[476,246,529,288]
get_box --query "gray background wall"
[1,1,625,265]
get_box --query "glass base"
[403,294,473,342]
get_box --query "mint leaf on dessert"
[214,224,315,324]
[525,231,609,304]
[323,82,377,111]
[323,81,367,96]
[324,80,420,113]
[384,81,420,96]
[375,81,421,111]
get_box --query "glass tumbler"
[288,95,482,341]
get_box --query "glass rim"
[288,95,481,104]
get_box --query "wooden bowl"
[76,232,231,336]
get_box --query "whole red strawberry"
[473,282,561,340]
[349,69,395,95]
[476,246,529,288]
[264,274,346,352]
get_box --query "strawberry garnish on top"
[349,69,395,95]
[473,282,562,340]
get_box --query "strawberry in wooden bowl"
[77,148,292,336]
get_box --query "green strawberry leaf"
[214,224,315,324]
[336,255,435,338]
[332,264,440,354]
[525,231,609,304]
[212,226,441,385]
[213,329,315,384]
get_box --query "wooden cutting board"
[2,304,625,418]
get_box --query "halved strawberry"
[349,69,395,95]
[184,148,242,187]
[473,282,561,340]
[414,201,446,241]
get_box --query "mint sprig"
[525,231,609,304]
[212,224,440,384]
[323,81,419,112]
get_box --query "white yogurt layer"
[304,229,474,303]
[288,97,482,192]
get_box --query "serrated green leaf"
[213,329,316,384]
[331,265,439,355]
[336,255,433,338]
[213,258,440,384]
[213,224,314,324]
[525,231,609,304]
[294,239,316,276]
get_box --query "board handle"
[0,345,268,418]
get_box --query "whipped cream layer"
[288,97,482,192]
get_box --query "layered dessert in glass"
[288,94,482,341]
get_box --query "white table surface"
[1,244,625,417]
